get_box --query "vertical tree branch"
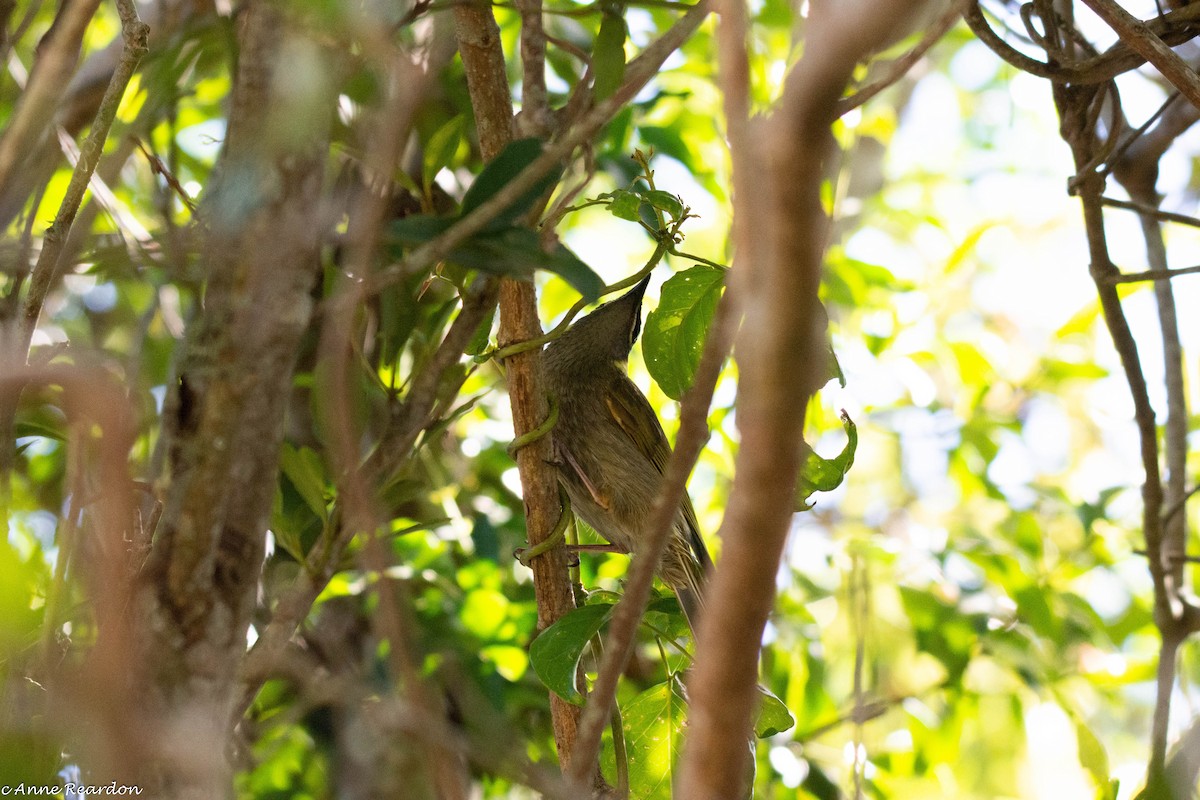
[516,0,551,136]
[1052,79,1182,788]
[677,2,924,796]
[1114,124,1195,590]
[452,0,589,775]
[133,3,336,795]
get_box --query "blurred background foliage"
[2,0,1196,797]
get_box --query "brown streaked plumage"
[542,275,712,629]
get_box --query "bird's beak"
[622,273,652,305]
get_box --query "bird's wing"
[604,376,672,473]
[554,436,611,510]
[605,377,713,572]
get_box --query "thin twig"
[1078,0,1200,110]
[964,0,1200,85]
[365,0,714,297]
[15,0,149,360]
[1115,185,1189,593]
[0,0,104,191]
[835,0,965,116]
[1162,484,1200,528]
[1105,263,1200,284]
[1100,196,1200,229]
[0,0,149,547]
[1053,78,1179,785]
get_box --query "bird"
[542,273,712,630]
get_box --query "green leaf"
[13,420,65,441]
[1073,716,1111,797]
[460,137,562,230]
[602,189,642,221]
[754,685,795,737]
[795,410,857,509]
[389,218,603,301]
[593,9,627,101]
[279,444,329,522]
[388,214,454,249]
[423,115,465,198]
[643,265,725,400]
[623,678,688,800]
[466,306,496,356]
[453,227,604,301]
[529,602,614,703]
[640,189,684,220]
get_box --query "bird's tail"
[664,525,710,634]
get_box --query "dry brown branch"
[1101,195,1200,228]
[1106,263,1200,283]
[0,0,102,193]
[1052,77,1187,788]
[1079,0,1200,109]
[676,1,926,796]
[451,0,594,778]
[1112,184,1190,596]
[835,0,965,116]
[965,0,1200,85]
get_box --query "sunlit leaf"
[640,190,684,220]
[602,189,642,221]
[623,678,687,800]
[643,265,725,400]
[796,411,857,509]
[754,685,795,737]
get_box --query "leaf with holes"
[623,678,688,800]
[643,265,725,400]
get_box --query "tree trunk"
[131,4,335,795]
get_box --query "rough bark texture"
[452,1,588,774]
[133,4,334,796]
